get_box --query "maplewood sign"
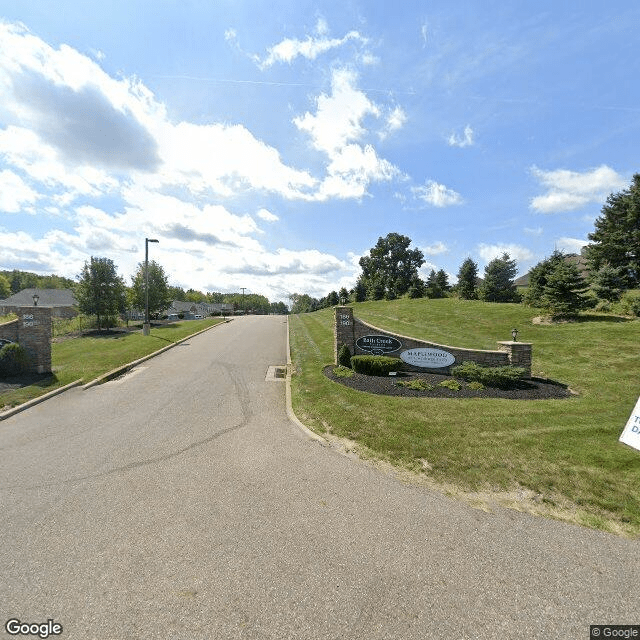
[334,306,533,377]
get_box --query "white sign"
[400,348,456,368]
[619,396,640,452]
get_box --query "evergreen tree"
[590,265,626,302]
[523,251,566,307]
[456,258,478,299]
[326,290,339,306]
[435,269,450,293]
[76,256,126,329]
[586,173,640,287]
[353,277,368,302]
[479,253,519,302]
[539,258,589,316]
[407,277,426,299]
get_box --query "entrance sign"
[356,335,402,355]
[619,396,640,452]
[400,348,455,368]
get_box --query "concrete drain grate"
[265,365,287,381]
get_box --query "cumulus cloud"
[448,124,474,148]
[412,180,463,207]
[555,237,588,254]
[477,243,534,264]
[422,241,448,255]
[530,165,626,213]
[0,169,38,212]
[294,67,400,199]
[256,208,279,222]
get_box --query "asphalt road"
[1,315,638,640]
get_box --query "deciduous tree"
[76,256,126,329]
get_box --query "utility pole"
[240,287,247,315]
[144,238,159,335]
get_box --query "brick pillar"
[334,306,355,364]
[497,341,532,379]
[17,306,52,374]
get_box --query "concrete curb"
[83,320,231,390]
[285,316,327,444]
[0,379,84,421]
[0,320,231,418]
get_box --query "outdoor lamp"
[32,293,39,306]
[511,328,518,341]
[144,238,159,335]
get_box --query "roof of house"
[0,288,77,307]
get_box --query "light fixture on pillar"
[144,238,159,335]
[32,293,39,306]
[511,328,518,342]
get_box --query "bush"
[332,365,355,378]
[451,361,525,389]
[396,378,434,391]
[337,343,352,368]
[620,291,640,317]
[350,355,402,376]
[0,342,29,377]
[439,379,462,391]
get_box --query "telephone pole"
[240,287,247,315]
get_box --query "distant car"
[194,315,203,319]
[0,338,13,348]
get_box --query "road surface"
[1,316,638,639]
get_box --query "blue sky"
[0,1,638,302]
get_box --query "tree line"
[290,174,640,317]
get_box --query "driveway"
[0,315,638,639]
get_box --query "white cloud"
[530,165,627,213]
[255,23,368,69]
[294,67,400,200]
[412,180,463,207]
[555,237,587,254]
[448,124,474,148]
[256,208,279,222]
[0,169,38,212]
[477,243,534,265]
[524,226,543,236]
[380,106,407,140]
[422,241,448,255]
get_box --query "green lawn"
[288,299,640,537]
[1,318,225,409]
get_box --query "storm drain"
[265,365,287,381]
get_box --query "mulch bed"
[0,373,53,394]
[323,366,574,400]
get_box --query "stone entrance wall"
[334,306,531,378]
[0,306,52,374]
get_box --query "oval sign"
[356,334,402,355]
[400,348,456,368]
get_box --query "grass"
[288,298,640,537]
[0,318,225,410]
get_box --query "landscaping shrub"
[451,361,525,389]
[350,355,402,376]
[332,365,355,378]
[438,378,462,391]
[396,378,434,391]
[620,291,640,317]
[337,343,352,368]
[0,342,29,377]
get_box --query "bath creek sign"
[356,335,402,355]
[400,348,456,368]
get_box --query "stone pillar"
[497,341,532,378]
[334,306,355,364]
[17,306,52,374]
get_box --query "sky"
[0,1,638,303]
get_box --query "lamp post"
[32,293,39,306]
[511,328,518,342]
[144,238,159,335]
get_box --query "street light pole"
[144,238,159,336]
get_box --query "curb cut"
[285,316,327,444]
[0,379,83,421]
[83,320,230,390]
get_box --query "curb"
[0,379,84,421]
[1,320,231,418]
[285,316,327,444]
[83,320,230,390]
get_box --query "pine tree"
[479,253,519,303]
[456,258,478,300]
[586,173,640,287]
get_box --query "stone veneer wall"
[334,306,531,378]
[0,306,52,374]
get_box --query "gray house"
[0,288,78,319]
